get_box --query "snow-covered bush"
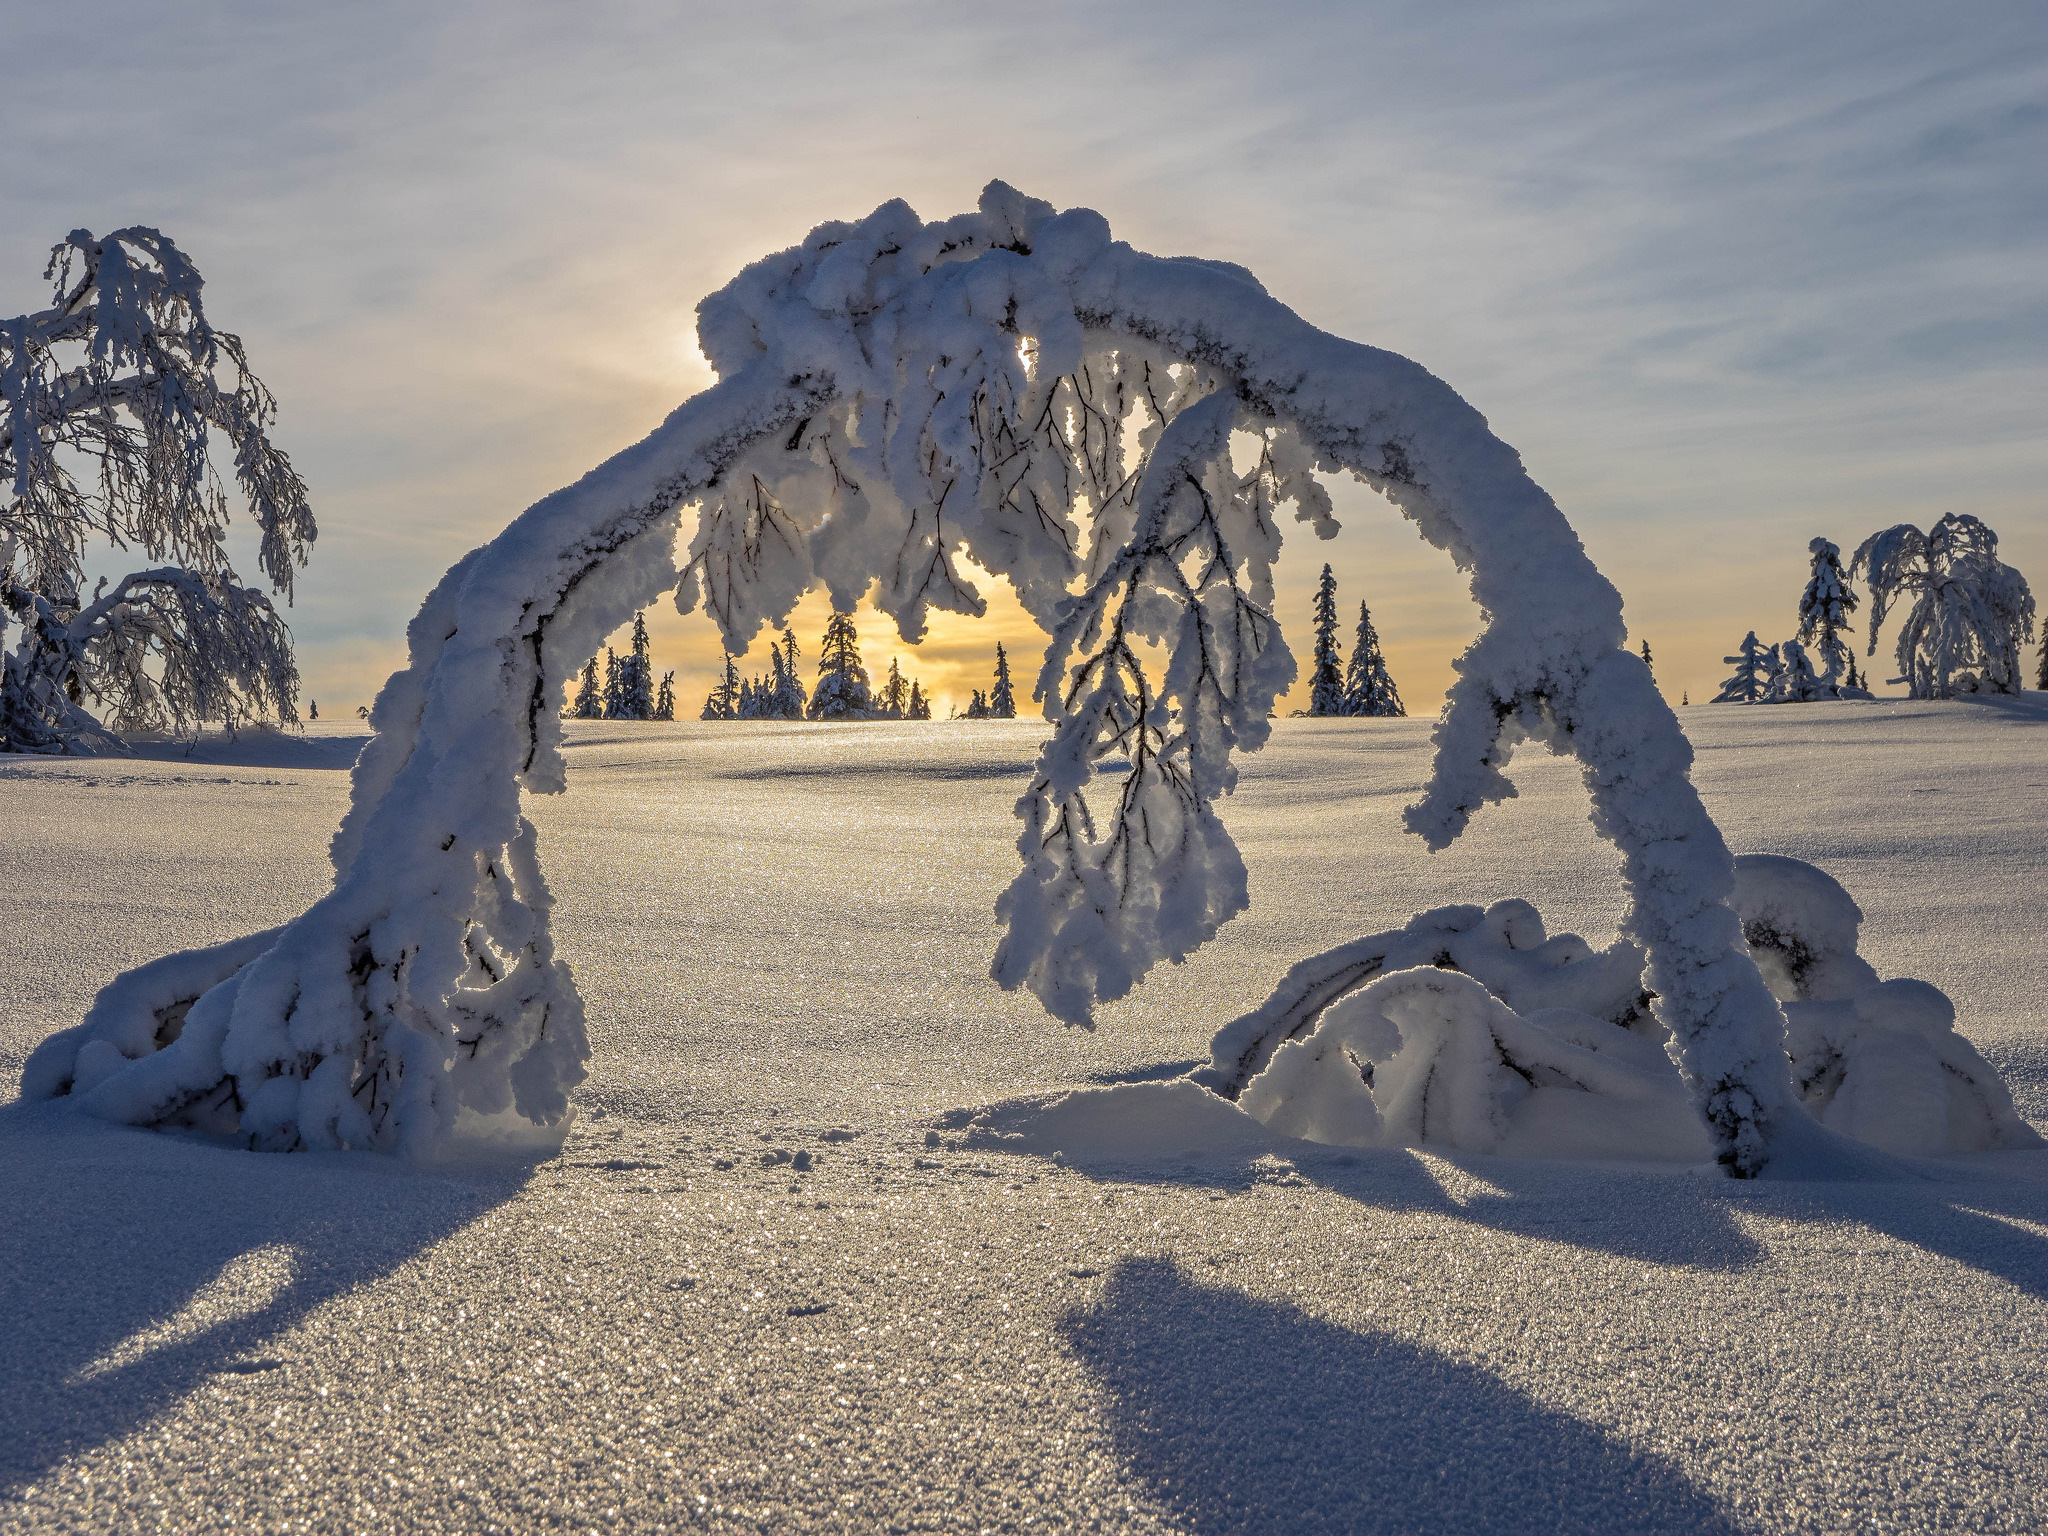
[1853,514,2035,698]
[1,228,313,753]
[1226,856,2039,1162]
[28,184,1808,1171]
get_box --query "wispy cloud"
[4,0,2041,712]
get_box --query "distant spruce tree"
[990,643,1017,718]
[617,611,656,720]
[653,671,675,721]
[1308,564,1346,716]
[1341,601,1404,717]
[772,627,808,718]
[601,648,623,718]
[965,689,989,719]
[1639,639,1655,683]
[908,680,930,720]
[1773,637,1825,703]
[878,657,909,718]
[1713,632,1771,704]
[808,612,873,720]
[701,652,739,719]
[569,657,602,719]
[1796,538,1859,692]
[309,700,318,721]
[2039,641,2047,692]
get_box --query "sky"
[2,0,2042,717]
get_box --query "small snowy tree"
[653,670,675,721]
[908,680,929,720]
[878,656,909,717]
[613,611,655,720]
[1796,537,1859,691]
[1852,514,2036,698]
[989,642,1017,718]
[1,229,315,752]
[569,656,602,718]
[808,611,872,720]
[771,628,808,718]
[1307,563,1345,716]
[1639,639,1654,683]
[1713,632,1771,704]
[1341,600,1403,717]
[600,648,621,718]
[1772,637,1824,703]
[701,652,739,719]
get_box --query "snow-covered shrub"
[1728,855,2039,1156]
[1240,967,1709,1161]
[1,229,313,753]
[1227,856,2040,1162]
[1853,514,2035,699]
[1196,898,1649,1097]
[30,184,1806,1170]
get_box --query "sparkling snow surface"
[5,702,2048,1534]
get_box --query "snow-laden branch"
[30,184,1811,1173]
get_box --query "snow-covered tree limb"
[32,184,1810,1173]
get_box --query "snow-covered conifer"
[701,653,739,720]
[1711,635,1765,704]
[772,627,808,718]
[601,648,622,719]
[1775,638,1824,703]
[653,670,675,721]
[1796,538,1859,691]
[990,643,1017,718]
[1853,514,2036,698]
[1639,639,1654,682]
[0,229,314,753]
[808,611,872,720]
[908,680,929,720]
[617,611,655,720]
[41,185,1817,1174]
[1341,601,1403,717]
[965,689,989,719]
[878,656,909,717]
[570,657,602,718]
[1307,564,1345,716]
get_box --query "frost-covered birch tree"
[1,229,314,753]
[1852,514,2035,698]
[28,183,1821,1175]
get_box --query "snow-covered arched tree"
[1307,564,1345,716]
[1,229,315,753]
[1341,601,1403,717]
[1853,514,2035,698]
[26,183,1820,1175]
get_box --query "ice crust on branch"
[32,183,1809,1172]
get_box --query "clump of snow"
[1220,857,2037,1164]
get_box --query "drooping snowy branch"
[1852,514,2035,698]
[32,184,1817,1173]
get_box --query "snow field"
[5,703,2048,1532]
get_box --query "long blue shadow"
[0,1102,532,1493]
[1061,1257,1740,1536]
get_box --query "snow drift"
[26,182,1868,1173]
[1223,855,2038,1162]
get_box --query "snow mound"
[1221,857,2041,1165]
[962,1080,1281,1162]
[1198,898,1649,1097]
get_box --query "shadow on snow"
[1061,1256,1741,1536]
[0,1101,531,1494]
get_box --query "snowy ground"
[5,701,2048,1534]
